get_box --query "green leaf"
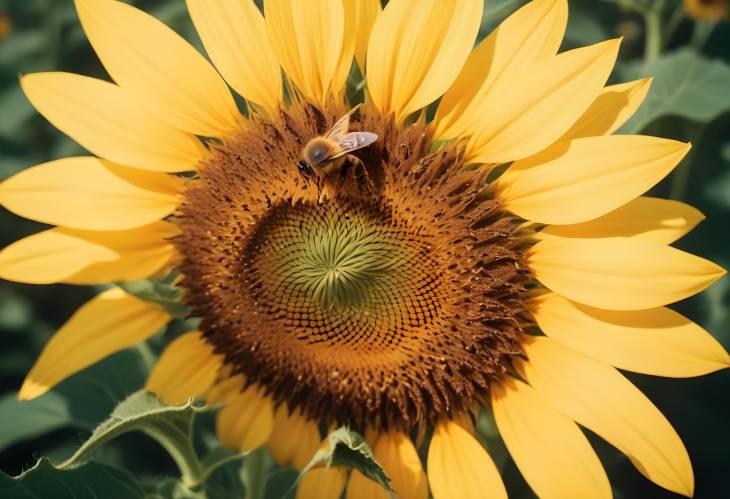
[58,390,201,470]
[299,426,394,498]
[0,458,145,499]
[0,349,148,452]
[263,468,298,499]
[0,392,70,451]
[0,287,32,330]
[620,49,730,133]
[56,348,150,430]
[117,275,192,319]
[0,86,36,140]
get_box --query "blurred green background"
[1,0,729,498]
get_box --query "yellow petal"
[0,222,179,285]
[536,196,705,244]
[333,0,380,93]
[297,468,347,499]
[348,432,427,499]
[500,78,654,185]
[529,292,730,377]
[146,331,223,405]
[367,0,482,122]
[19,288,170,400]
[347,471,387,499]
[0,157,181,231]
[492,377,611,499]
[562,78,653,140]
[500,135,690,225]
[205,371,245,406]
[216,386,274,452]
[343,0,381,73]
[186,0,282,114]
[517,336,695,497]
[434,0,568,140]
[268,405,321,470]
[529,237,726,310]
[265,0,345,106]
[21,72,205,172]
[466,39,620,164]
[427,419,507,499]
[75,0,241,137]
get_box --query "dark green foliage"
[1,1,729,498]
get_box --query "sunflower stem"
[662,5,686,50]
[243,447,267,499]
[643,2,665,65]
[690,21,716,51]
[143,425,205,492]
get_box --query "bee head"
[303,137,331,167]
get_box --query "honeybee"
[297,106,378,195]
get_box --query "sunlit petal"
[435,0,568,140]
[529,292,730,377]
[517,336,695,497]
[19,288,170,400]
[535,196,704,244]
[0,222,179,285]
[75,0,241,137]
[146,331,223,405]
[529,237,726,310]
[0,157,181,231]
[500,135,690,225]
[265,0,345,106]
[466,39,620,164]
[492,377,611,499]
[186,0,282,114]
[427,419,507,499]
[21,72,205,172]
[367,0,482,122]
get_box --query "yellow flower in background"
[683,0,730,22]
[0,15,11,41]
[0,0,728,498]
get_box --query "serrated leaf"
[0,349,148,451]
[621,49,730,133]
[58,390,201,469]
[56,348,150,430]
[117,275,192,319]
[0,458,145,499]
[298,427,394,498]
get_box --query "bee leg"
[315,175,323,202]
[339,159,352,181]
[351,158,374,192]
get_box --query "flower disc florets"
[177,104,529,430]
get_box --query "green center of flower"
[244,200,444,349]
[252,202,410,311]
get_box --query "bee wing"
[325,113,350,142]
[324,104,361,142]
[325,132,378,161]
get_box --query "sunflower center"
[177,103,529,430]
[246,200,442,340]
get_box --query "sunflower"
[683,0,730,22]
[2,0,728,497]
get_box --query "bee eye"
[310,147,326,162]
